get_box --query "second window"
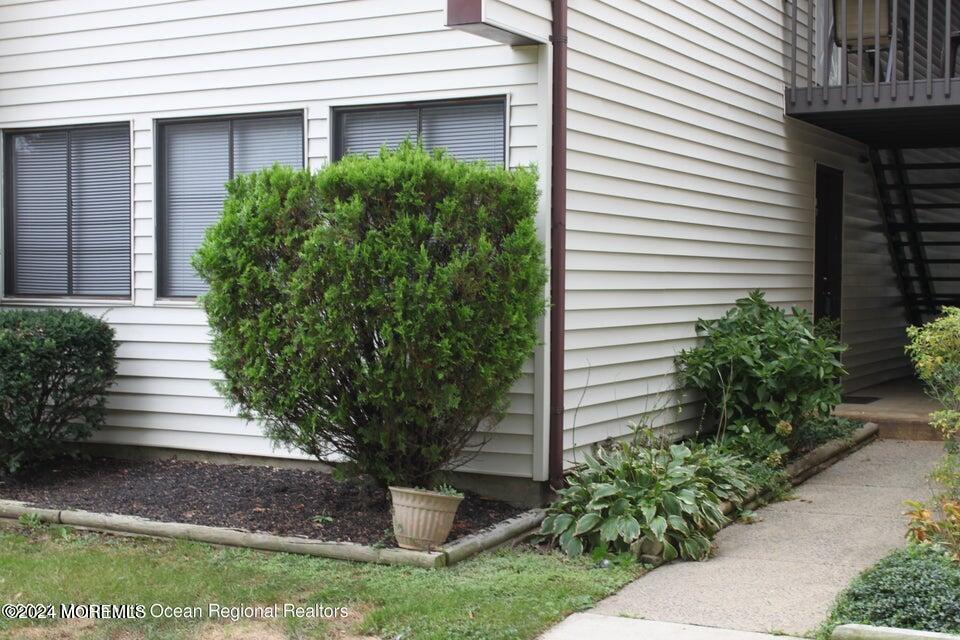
[157,112,304,298]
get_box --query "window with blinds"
[3,124,131,298]
[335,99,506,165]
[157,112,303,298]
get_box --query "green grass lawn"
[0,523,640,640]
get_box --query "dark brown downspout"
[548,0,568,489]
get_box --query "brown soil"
[0,457,524,546]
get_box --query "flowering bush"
[676,291,847,438]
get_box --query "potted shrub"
[194,143,547,549]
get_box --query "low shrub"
[907,499,960,562]
[0,309,117,474]
[906,306,960,451]
[821,546,960,636]
[715,431,791,499]
[790,415,861,457]
[193,144,547,488]
[905,307,960,560]
[933,452,960,502]
[677,290,847,437]
[540,428,753,561]
[720,430,789,468]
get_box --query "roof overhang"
[445,0,544,46]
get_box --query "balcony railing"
[786,0,960,143]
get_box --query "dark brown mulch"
[0,457,525,546]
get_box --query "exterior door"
[815,164,844,323]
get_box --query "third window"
[333,98,506,165]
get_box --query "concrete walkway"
[543,615,798,640]
[835,379,941,440]
[544,439,944,638]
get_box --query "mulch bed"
[0,457,525,547]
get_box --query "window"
[334,98,506,165]
[157,112,303,298]
[3,124,131,298]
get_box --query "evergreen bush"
[0,309,116,474]
[194,143,546,488]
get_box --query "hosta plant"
[541,432,753,561]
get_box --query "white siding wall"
[841,157,913,392]
[562,0,910,465]
[0,0,549,479]
[485,0,553,41]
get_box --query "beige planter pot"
[389,486,463,551]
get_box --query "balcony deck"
[787,80,960,146]
[786,0,960,146]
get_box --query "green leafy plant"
[540,428,753,561]
[0,309,117,475]
[790,415,861,455]
[430,484,464,498]
[677,290,847,438]
[933,453,960,502]
[820,546,960,637]
[906,499,960,562]
[905,307,960,560]
[907,308,960,451]
[193,143,547,489]
[720,430,789,468]
[17,513,43,530]
[714,430,791,499]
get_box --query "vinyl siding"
[562,0,910,465]
[0,0,548,479]
[485,0,553,41]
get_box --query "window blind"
[336,99,505,165]
[161,120,230,298]
[70,126,131,296]
[159,113,303,297]
[339,108,418,158]
[420,102,506,164]
[5,125,130,297]
[233,115,306,174]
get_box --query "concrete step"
[833,408,942,441]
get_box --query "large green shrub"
[193,144,547,488]
[0,309,117,474]
[821,546,960,636]
[676,290,847,437]
[540,428,753,561]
